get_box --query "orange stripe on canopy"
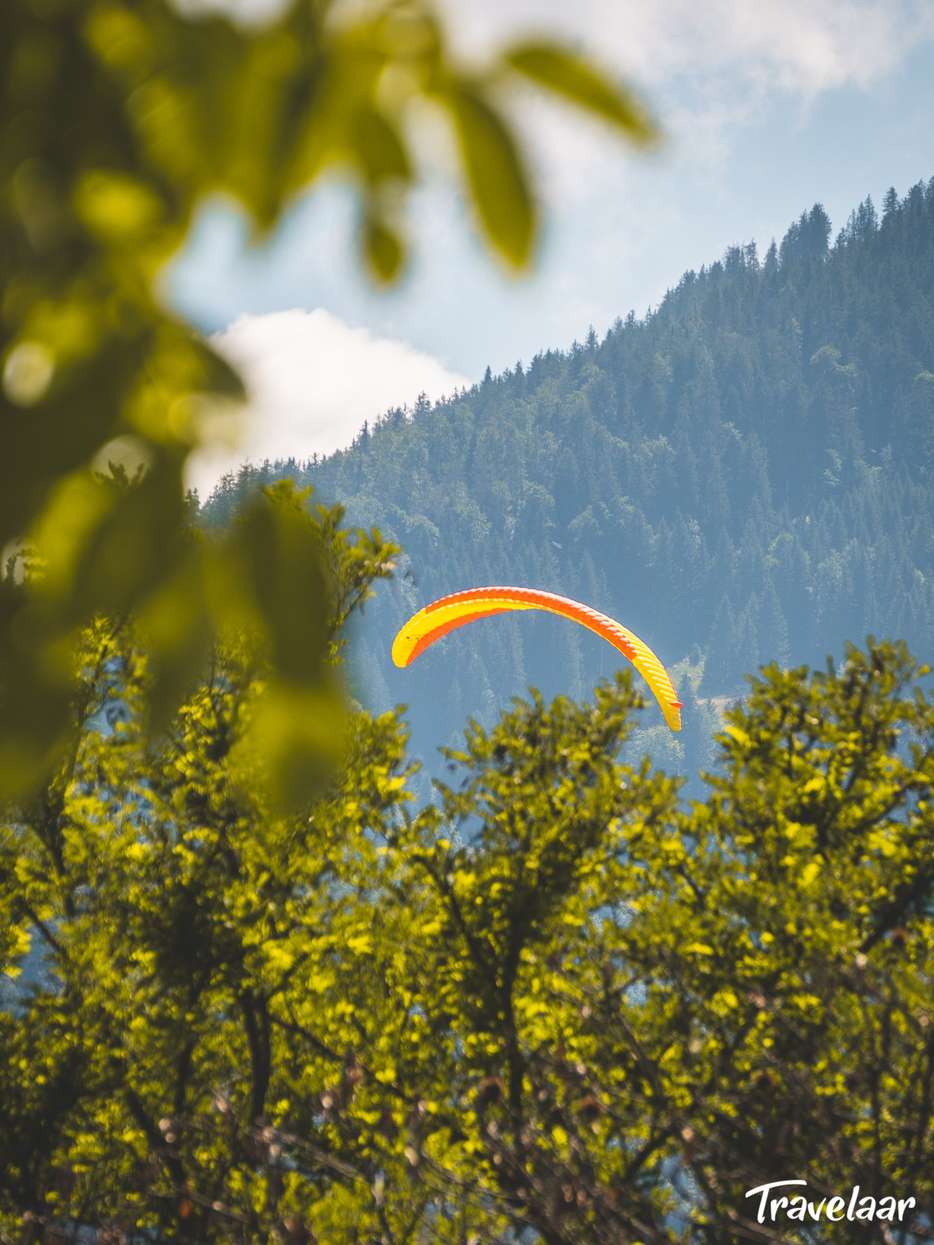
[391,586,682,731]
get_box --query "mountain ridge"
[204,177,934,781]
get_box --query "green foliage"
[1,498,412,1242]
[1,472,398,809]
[3,552,931,1244]
[0,0,653,799]
[504,41,657,142]
[441,83,534,271]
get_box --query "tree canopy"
[3,489,931,1244]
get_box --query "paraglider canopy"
[392,585,682,731]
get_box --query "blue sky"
[167,0,934,493]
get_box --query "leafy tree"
[381,640,932,1243]
[4,486,931,1245]
[0,0,655,798]
[1,487,411,1243]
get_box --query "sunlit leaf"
[504,40,658,145]
[362,210,405,282]
[441,80,535,269]
[350,104,412,185]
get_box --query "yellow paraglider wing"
[391,586,682,731]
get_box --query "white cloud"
[435,0,934,198]
[186,309,469,498]
[439,0,932,92]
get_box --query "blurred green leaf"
[74,170,164,244]
[0,0,654,797]
[441,80,535,269]
[503,40,658,144]
[231,481,330,688]
[362,209,405,282]
[235,680,345,812]
[350,103,412,185]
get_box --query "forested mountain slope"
[205,180,934,782]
